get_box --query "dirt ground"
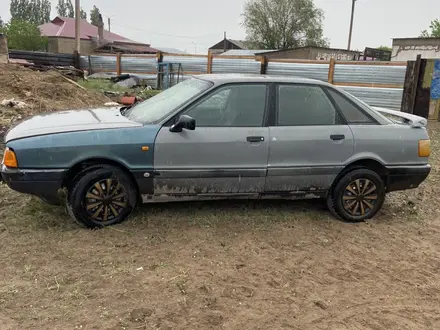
[0,123,439,330]
[1,63,440,329]
[0,63,109,141]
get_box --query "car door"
[265,83,355,194]
[153,83,270,196]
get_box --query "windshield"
[126,77,212,124]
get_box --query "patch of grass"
[78,79,162,100]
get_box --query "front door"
[265,83,355,194]
[153,83,270,196]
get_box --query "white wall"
[392,43,440,61]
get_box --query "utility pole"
[223,31,226,53]
[75,0,80,53]
[108,17,111,32]
[347,0,357,50]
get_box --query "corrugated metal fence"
[79,53,407,110]
[9,50,75,67]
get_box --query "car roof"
[195,73,330,85]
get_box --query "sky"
[0,0,440,53]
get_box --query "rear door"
[265,83,355,194]
[153,83,270,196]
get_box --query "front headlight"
[2,147,18,168]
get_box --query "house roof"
[39,16,138,43]
[208,38,249,50]
[221,49,277,56]
[227,39,248,50]
[95,41,159,54]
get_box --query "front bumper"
[1,165,67,203]
[386,164,431,192]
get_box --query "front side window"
[184,84,268,127]
[126,78,213,124]
[277,85,343,126]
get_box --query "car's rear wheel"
[67,165,137,228]
[328,168,386,222]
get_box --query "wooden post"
[401,54,422,114]
[260,56,268,74]
[116,53,122,76]
[73,50,80,69]
[207,51,213,74]
[156,51,163,90]
[88,55,92,74]
[328,58,336,84]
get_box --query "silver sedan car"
[1,74,431,227]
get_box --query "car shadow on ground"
[23,197,336,232]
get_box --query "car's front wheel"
[328,168,386,222]
[67,165,138,228]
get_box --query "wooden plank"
[333,82,403,89]
[401,60,416,113]
[413,58,430,118]
[163,53,208,58]
[267,58,330,64]
[120,54,156,58]
[328,58,335,84]
[212,55,257,60]
[207,52,213,74]
[408,54,422,114]
[116,53,121,76]
[91,53,118,57]
[335,60,407,66]
[260,56,268,74]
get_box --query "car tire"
[67,165,138,228]
[330,168,386,222]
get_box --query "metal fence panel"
[79,55,89,70]
[162,55,207,73]
[121,56,157,73]
[9,50,74,66]
[334,64,406,85]
[212,57,260,74]
[340,86,403,110]
[266,62,330,81]
[88,55,117,72]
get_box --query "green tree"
[242,0,329,49]
[80,8,87,20]
[56,0,74,17]
[420,19,440,37]
[0,19,48,50]
[90,5,102,26]
[377,45,392,52]
[10,0,51,25]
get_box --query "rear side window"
[326,89,374,124]
[277,85,343,126]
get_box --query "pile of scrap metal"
[8,58,84,80]
[87,72,155,89]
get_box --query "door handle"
[330,134,345,141]
[247,136,265,143]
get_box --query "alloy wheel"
[84,178,128,222]
[342,178,378,216]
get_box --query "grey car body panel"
[5,107,141,142]
[346,124,429,166]
[153,127,269,194]
[1,73,431,204]
[266,125,355,192]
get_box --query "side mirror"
[169,115,196,132]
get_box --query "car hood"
[5,107,142,142]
